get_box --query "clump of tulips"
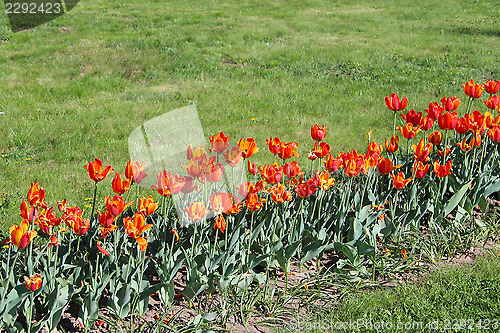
[1,79,500,331]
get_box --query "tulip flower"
[312,141,330,159]
[412,138,432,162]
[247,160,258,176]
[438,111,458,131]
[344,157,364,178]
[112,173,131,195]
[437,148,451,157]
[214,215,226,233]
[308,152,318,160]
[209,191,234,214]
[260,163,283,185]
[84,158,113,183]
[123,212,153,252]
[483,95,500,111]
[428,131,443,145]
[246,193,267,211]
[238,181,264,199]
[24,273,42,291]
[311,124,326,141]
[419,116,434,131]
[223,146,243,167]
[377,157,401,176]
[238,138,259,158]
[487,125,500,142]
[266,137,281,155]
[397,123,421,140]
[10,219,37,249]
[385,135,399,153]
[484,80,500,95]
[294,177,318,198]
[138,196,158,216]
[183,202,210,221]
[205,162,224,183]
[413,161,430,179]
[456,137,474,152]
[433,160,452,177]
[180,176,199,194]
[391,171,412,190]
[125,160,149,184]
[484,111,500,130]
[271,184,293,203]
[468,110,485,134]
[323,152,344,172]
[97,240,110,256]
[100,225,117,239]
[209,131,231,153]
[455,116,470,135]
[105,195,133,217]
[27,182,46,207]
[441,96,461,112]
[61,207,90,235]
[318,170,335,191]
[462,79,484,99]
[152,171,184,196]
[401,109,422,127]
[385,93,408,111]
[284,160,304,178]
[367,142,383,156]
[277,141,299,160]
[425,102,443,121]
[34,207,61,235]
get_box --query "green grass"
[284,253,500,333]
[1,0,500,232]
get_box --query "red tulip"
[483,95,500,111]
[385,135,399,153]
[438,111,458,131]
[401,109,422,127]
[428,131,443,145]
[84,158,113,183]
[311,124,327,141]
[209,131,231,153]
[462,79,484,99]
[385,93,408,111]
[433,160,452,177]
[391,171,412,189]
[484,80,500,95]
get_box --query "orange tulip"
[112,173,131,195]
[468,110,485,135]
[462,79,484,99]
[238,138,259,159]
[247,160,258,176]
[397,123,421,140]
[385,135,399,153]
[24,273,42,291]
[318,170,335,191]
[238,181,264,199]
[441,96,461,112]
[209,191,234,214]
[312,141,330,159]
[27,182,46,207]
[401,109,422,127]
[456,137,474,152]
[223,146,243,167]
[311,124,327,141]
[413,161,430,179]
[438,111,458,131]
[283,160,304,179]
[455,116,470,135]
[125,160,149,184]
[271,184,293,203]
[484,111,500,130]
[484,79,500,95]
[377,157,401,175]
[277,141,299,160]
[205,162,224,183]
[34,207,60,235]
[483,95,500,111]
[433,160,452,177]
[61,207,90,235]
[183,202,210,221]
[214,215,226,233]
[84,158,113,183]
[344,157,364,178]
[487,126,500,142]
[412,138,432,162]
[209,131,230,153]
[10,219,37,249]
[419,116,434,131]
[123,212,153,252]
[367,142,383,156]
[425,102,443,121]
[260,163,283,185]
[100,225,118,239]
[391,172,412,189]
[245,193,267,211]
[180,176,199,194]
[295,177,319,198]
[266,137,281,155]
[428,131,443,145]
[323,153,344,172]
[385,93,408,111]
[138,196,158,216]
[105,195,133,217]
[151,171,184,196]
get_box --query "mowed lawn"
[0,0,499,232]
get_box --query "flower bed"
[1,79,500,332]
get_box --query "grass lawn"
[283,253,500,332]
[1,0,500,232]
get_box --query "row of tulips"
[2,79,500,331]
